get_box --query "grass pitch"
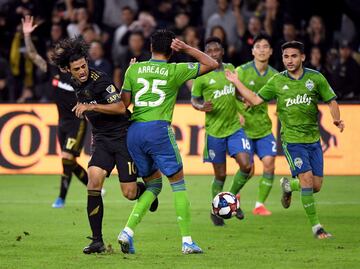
[0,174,359,269]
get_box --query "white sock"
[182,236,192,244]
[312,224,322,234]
[255,202,263,208]
[124,227,134,237]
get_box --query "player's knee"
[240,163,252,174]
[300,177,313,188]
[87,178,102,190]
[263,164,275,175]
[61,151,75,160]
[123,186,138,200]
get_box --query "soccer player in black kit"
[22,16,88,208]
[51,36,158,254]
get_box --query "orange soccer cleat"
[252,205,272,216]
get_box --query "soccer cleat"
[52,197,65,208]
[118,230,135,254]
[252,205,272,216]
[280,177,292,209]
[314,227,332,239]
[235,207,245,220]
[83,237,106,254]
[210,212,225,226]
[149,197,159,212]
[182,242,203,254]
[234,193,244,219]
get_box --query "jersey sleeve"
[317,73,337,102]
[191,76,203,98]
[121,65,133,93]
[257,75,277,102]
[227,63,235,71]
[175,62,201,86]
[236,66,244,81]
[95,75,121,104]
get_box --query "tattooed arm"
[22,15,48,73]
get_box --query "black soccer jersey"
[73,68,131,136]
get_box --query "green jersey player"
[235,33,278,216]
[118,30,218,254]
[191,37,251,226]
[226,41,344,239]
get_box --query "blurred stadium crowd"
[0,0,359,103]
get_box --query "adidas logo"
[304,202,314,208]
[282,85,289,90]
[209,79,216,85]
[249,80,255,86]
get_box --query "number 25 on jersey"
[135,78,167,107]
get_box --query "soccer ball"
[212,192,239,219]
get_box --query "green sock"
[229,170,250,195]
[257,173,274,203]
[171,179,191,236]
[290,178,301,191]
[301,188,320,226]
[126,177,162,230]
[125,177,162,230]
[211,178,224,199]
[126,190,155,230]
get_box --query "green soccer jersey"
[258,68,337,143]
[236,61,278,139]
[122,59,200,122]
[191,63,241,138]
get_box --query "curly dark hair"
[150,29,175,57]
[51,37,89,68]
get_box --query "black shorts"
[57,119,87,157]
[88,134,137,183]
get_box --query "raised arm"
[171,38,219,76]
[327,100,344,132]
[233,0,246,37]
[225,69,264,106]
[22,15,47,73]
[263,0,279,36]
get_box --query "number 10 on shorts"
[127,162,137,175]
